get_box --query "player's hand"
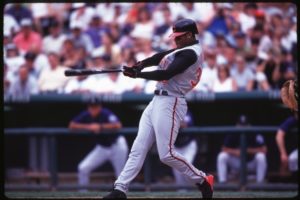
[280,153,289,166]
[123,66,140,78]
[89,123,101,134]
[132,61,144,71]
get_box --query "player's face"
[88,105,102,117]
[174,32,191,48]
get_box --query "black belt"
[154,90,169,96]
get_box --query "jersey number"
[190,67,202,88]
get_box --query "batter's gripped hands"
[88,123,101,134]
[123,66,140,78]
[132,61,144,71]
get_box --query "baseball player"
[217,115,267,183]
[68,100,128,191]
[103,18,213,199]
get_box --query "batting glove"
[132,61,145,71]
[123,66,140,78]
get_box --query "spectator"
[68,100,128,191]
[42,20,67,54]
[217,115,267,183]
[4,14,20,37]
[212,64,238,92]
[13,18,43,54]
[8,64,38,100]
[194,49,218,92]
[95,3,117,24]
[68,20,94,54]
[172,111,198,190]
[69,3,95,31]
[29,3,58,36]
[59,38,78,68]
[237,3,257,34]
[230,55,255,91]
[196,21,216,49]
[254,58,271,91]
[84,14,108,48]
[23,52,39,79]
[5,3,33,24]
[63,51,101,94]
[275,114,298,180]
[64,75,97,94]
[4,43,25,79]
[94,65,143,94]
[93,32,122,67]
[38,52,69,93]
[206,4,235,37]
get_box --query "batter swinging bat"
[64,69,123,76]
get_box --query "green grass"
[5,191,298,199]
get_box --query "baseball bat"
[64,69,123,76]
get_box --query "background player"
[103,18,213,199]
[68,100,128,191]
[217,115,267,183]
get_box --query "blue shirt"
[279,115,298,151]
[72,108,120,146]
[279,116,297,133]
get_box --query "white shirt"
[5,56,25,76]
[42,34,67,54]
[194,65,217,92]
[70,7,95,31]
[90,74,142,94]
[4,14,20,35]
[212,78,234,92]
[238,12,256,33]
[64,76,98,93]
[38,66,70,92]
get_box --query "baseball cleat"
[102,189,127,199]
[196,174,214,198]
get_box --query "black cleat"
[196,174,214,198]
[102,189,127,199]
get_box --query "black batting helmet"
[169,18,199,38]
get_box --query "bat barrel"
[64,69,123,76]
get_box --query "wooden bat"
[64,69,123,76]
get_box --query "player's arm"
[134,49,176,70]
[100,112,122,131]
[276,129,288,163]
[100,121,122,130]
[136,49,197,81]
[68,121,93,130]
[68,113,100,133]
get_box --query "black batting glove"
[132,61,145,71]
[123,66,140,78]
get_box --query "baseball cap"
[169,18,198,39]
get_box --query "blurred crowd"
[4,3,297,99]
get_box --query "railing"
[5,126,297,191]
[3,90,282,103]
